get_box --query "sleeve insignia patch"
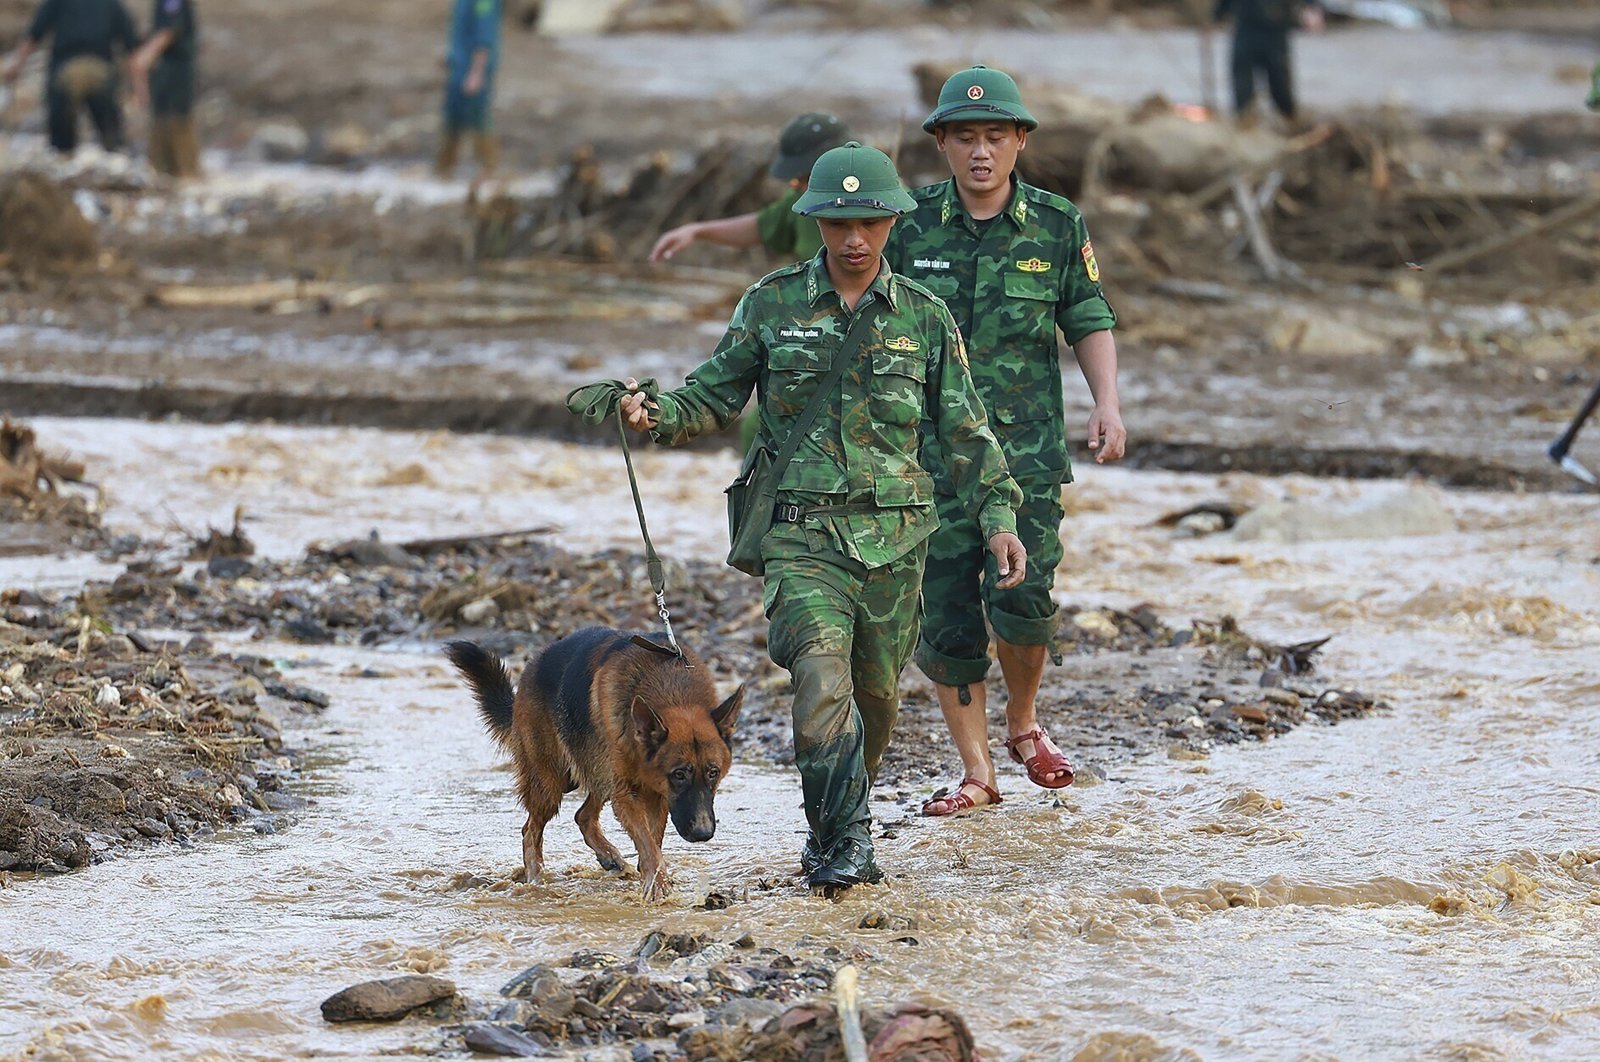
[1016,257,1051,273]
[1080,241,1100,283]
[885,336,921,353]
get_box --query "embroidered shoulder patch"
[1016,257,1051,273]
[1080,241,1100,283]
[885,336,920,353]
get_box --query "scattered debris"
[0,171,98,278]
[0,603,322,873]
[0,418,104,556]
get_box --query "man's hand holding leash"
[620,377,659,432]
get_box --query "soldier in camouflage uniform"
[885,66,1125,817]
[621,142,1025,890]
[650,112,852,455]
[649,112,848,265]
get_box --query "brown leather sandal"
[921,777,1003,817]
[1004,726,1075,789]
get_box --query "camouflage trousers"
[761,522,925,855]
[914,483,1064,687]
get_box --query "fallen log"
[1189,124,1336,209]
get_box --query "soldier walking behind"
[651,112,852,454]
[618,142,1026,891]
[1213,0,1323,122]
[3,0,140,155]
[437,0,501,178]
[129,0,199,178]
[649,112,850,265]
[886,65,1126,817]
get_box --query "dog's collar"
[630,634,684,661]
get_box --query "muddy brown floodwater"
[2,418,1597,1059]
[3,5,1600,1056]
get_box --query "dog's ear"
[632,696,667,755]
[711,684,744,744]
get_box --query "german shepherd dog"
[446,629,743,902]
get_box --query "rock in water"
[1232,486,1455,544]
[320,975,456,1022]
[462,1022,551,1056]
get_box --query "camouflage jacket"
[650,252,1021,569]
[885,178,1116,489]
[756,188,824,261]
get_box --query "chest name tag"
[778,327,820,341]
[913,258,952,271]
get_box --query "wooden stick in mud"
[398,525,557,555]
[834,965,868,1062]
[1231,176,1282,280]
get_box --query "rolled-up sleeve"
[1056,213,1117,345]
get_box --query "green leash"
[615,411,685,662]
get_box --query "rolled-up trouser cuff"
[913,638,991,687]
[989,600,1060,648]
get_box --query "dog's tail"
[445,640,516,740]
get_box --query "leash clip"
[655,589,687,664]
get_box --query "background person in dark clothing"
[1214,0,1323,122]
[2,0,140,154]
[131,0,200,178]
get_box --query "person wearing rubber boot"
[130,0,200,178]
[436,0,501,178]
[620,142,1025,891]
[885,65,1125,818]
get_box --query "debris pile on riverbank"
[0,172,98,280]
[0,606,324,875]
[403,932,978,1061]
[0,418,104,556]
[22,528,1381,793]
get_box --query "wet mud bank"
[0,605,324,876]
[5,377,1579,492]
[1124,438,1577,492]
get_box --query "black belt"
[773,502,878,523]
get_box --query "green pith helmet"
[770,112,850,180]
[791,141,917,219]
[922,64,1039,133]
